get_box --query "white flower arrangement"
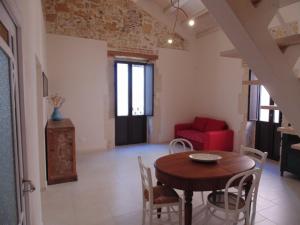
[48,94,65,108]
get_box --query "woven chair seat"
[144,186,179,204]
[207,192,245,210]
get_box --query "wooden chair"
[169,138,193,154]
[138,156,183,225]
[203,168,262,225]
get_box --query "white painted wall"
[49,2,300,153]
[192,30,245,151]
[7,0,47,224]
[47,34,199,149]
[154,48,198,142]
[47,34,109,152]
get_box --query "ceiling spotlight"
[167,38,173,44]
[188,19,195,27]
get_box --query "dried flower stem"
[48,94,65,108]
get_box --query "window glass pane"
[250,71,258,80]
[259,109,270,122]
[132,65,144,116]
[260,86,270,106]
[274,110,280,123]
[117,63,129,116]
[259,86,270,122]
[0,48,18,224]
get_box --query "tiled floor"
[42,144,300,225]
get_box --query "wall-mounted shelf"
[277,34,300,49]
[242,80,261,85]
[260,105,279,110]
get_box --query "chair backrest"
[169,138,193,154]
[138,156,153,202]
[240,145,268,169]
[224,168,261,212]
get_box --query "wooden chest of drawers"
[46,119,77,185]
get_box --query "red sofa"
[175,117,233,151]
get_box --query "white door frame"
[1,0,31,224]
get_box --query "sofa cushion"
[205,118,227,131]
[192,117,208,131]
[176,130,206,143]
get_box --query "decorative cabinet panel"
[46,119,77,185]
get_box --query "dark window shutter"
[144,64,154,116]
[248,70,259,121]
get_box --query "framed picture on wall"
[42,72,48,97]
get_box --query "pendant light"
[167,0,195,44]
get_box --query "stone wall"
[43,0,185,54]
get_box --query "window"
[248,70,281,123]
[132,64,145,116]
[115,61,154,117]
[248,72,259,121]
[259,86,270,122]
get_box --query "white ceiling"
[151,0,219,37]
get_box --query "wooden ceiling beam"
[107,50,158,61]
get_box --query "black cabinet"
[281,133,300,177]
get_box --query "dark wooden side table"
[155,151,255,225]
[46,119,77,185]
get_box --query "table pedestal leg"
[184,191,193,225]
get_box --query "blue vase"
[51,107,63,121]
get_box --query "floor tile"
[42,144,300,225]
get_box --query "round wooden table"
[154,151,256,225]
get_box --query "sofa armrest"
[174,123,193,137]
[204,130,234,151]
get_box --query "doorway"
[36,59,47,191]
[0,2,29,224]
[114,61,154,146]
[255,85,282,161]
[248,70,282,160]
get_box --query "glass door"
[0,2,28,225]
[115,61,154,146]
